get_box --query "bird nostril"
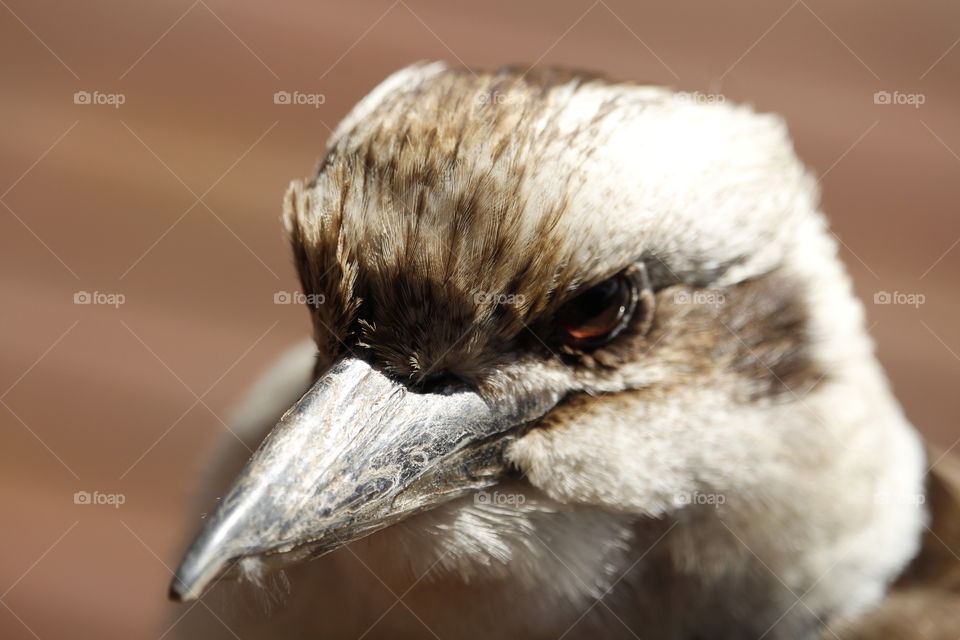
[413,370,468,395]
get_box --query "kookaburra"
[170,64,960,639]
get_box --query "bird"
[168,63,960,639]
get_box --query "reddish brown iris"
[556,275,634,348]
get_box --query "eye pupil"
[556,275,633,347]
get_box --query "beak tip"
[168,578,190,602]
[168,560,210,603]
[168,555,225,603]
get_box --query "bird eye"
[555,273,638,348]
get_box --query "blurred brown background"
[0,0,957,637]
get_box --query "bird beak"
[169,357,559,602]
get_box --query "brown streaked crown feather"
[285,67,629,382]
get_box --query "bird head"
[170,64,924,608]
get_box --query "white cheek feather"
[354,485,636,607]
